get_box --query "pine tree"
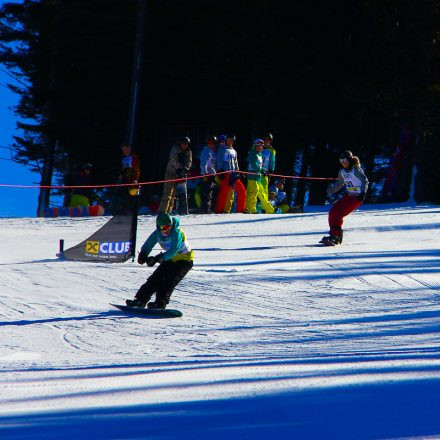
[0,0,61,213]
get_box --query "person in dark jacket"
[159,137,192,213]
[199,135,218,214]
[112,144,141,215]
[69,163,97,207]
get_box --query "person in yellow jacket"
[245,139,276,214]
[126,214,193,309]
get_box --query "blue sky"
[0,68,39,217]
[0,0,40,217]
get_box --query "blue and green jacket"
[246,149,263,181]
[141,217,194,262]
[262,147,276,172]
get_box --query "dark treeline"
[1,0,439,211]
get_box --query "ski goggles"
[160,225,172,233]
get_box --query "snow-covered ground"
[0,204,439,439]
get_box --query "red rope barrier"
[0,171,336,190]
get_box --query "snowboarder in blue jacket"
[126,214,194,309]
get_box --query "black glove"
[146,256,157,267]
[155,253,164,264]
[137,250,148,265]
[262,170,270,177]
[357,192,366,203]
[176,168,188,178]
[326,192,338,205]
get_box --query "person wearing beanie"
[126,213,194,309]
[320,150,369,246]
[245,139,275,214]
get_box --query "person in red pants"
[215,134,247,213]
[320,150,369,246]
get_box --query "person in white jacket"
[320,150,369,246]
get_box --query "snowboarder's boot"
[319,235,331,244]
[320,235,341,246]
[327,235,341,246]
[126,298,147,308]
[147,300,166,310]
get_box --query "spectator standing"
[245,139,275,214]
[159,137,192,214]
[112,144,141,215]
[69,163,97,208]
[216,134,228,173]
[199,135,218,213]
[216,134,246,213]
[261,133,276,196]
[120,144,141,194]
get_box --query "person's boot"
[320,235,341,246]
[327,235,341,246]
[126,298,147,308]
[147,300,166,310]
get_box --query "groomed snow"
[0,204,439,439]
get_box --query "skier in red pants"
[320,150,368,246]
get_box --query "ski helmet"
[226,134,236,142]
[253,138,264,146]
[218,134,227,143]
[180,136,191,145]
[156,213,173,229]
[339,150,353,160]
[207,135,218,144]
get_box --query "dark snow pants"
[329,193,362,237]
[200,177,217,213]
[135,260,193,306]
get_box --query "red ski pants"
[329,193,362,236]
[216,174,246,213]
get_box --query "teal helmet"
[156,213,173,230]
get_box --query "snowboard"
[110,303,183,318]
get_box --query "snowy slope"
[0,204,439,439]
